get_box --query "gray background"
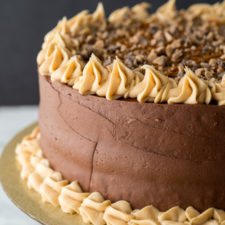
[0,0,220,105]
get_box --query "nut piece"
[153,56,167,67]
[164,31,173,42]
[94,40,104,49]
[171,49,183,62]
[147,50,157,62]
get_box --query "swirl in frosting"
[167,67,212,104]
[36,1,225,105]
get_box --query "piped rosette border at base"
[15,128,225,225]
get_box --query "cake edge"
[37,1,225,105]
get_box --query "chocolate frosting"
[38,74,225,211]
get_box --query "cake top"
[37,0,225,105]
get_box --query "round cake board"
[0,122,87,225]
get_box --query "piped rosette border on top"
[16,128,225,225]
[37,1,225,105]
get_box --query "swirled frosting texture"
[16,129,225,225]
[167,68,212,104]
[37,1,225,105]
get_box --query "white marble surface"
[0,106,40,225]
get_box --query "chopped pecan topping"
[67,2,225,81]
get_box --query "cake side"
[15,129,225,225]
[39,74,225,211]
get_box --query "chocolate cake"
[16,1,225,224]
[39,74,225,211]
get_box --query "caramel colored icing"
[211,75,225,105]
[37,1,225,105]
[167,68,212,104]
[16,128,225,225]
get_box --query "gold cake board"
[0,122,86,225]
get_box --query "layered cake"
[16,1,225,224]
